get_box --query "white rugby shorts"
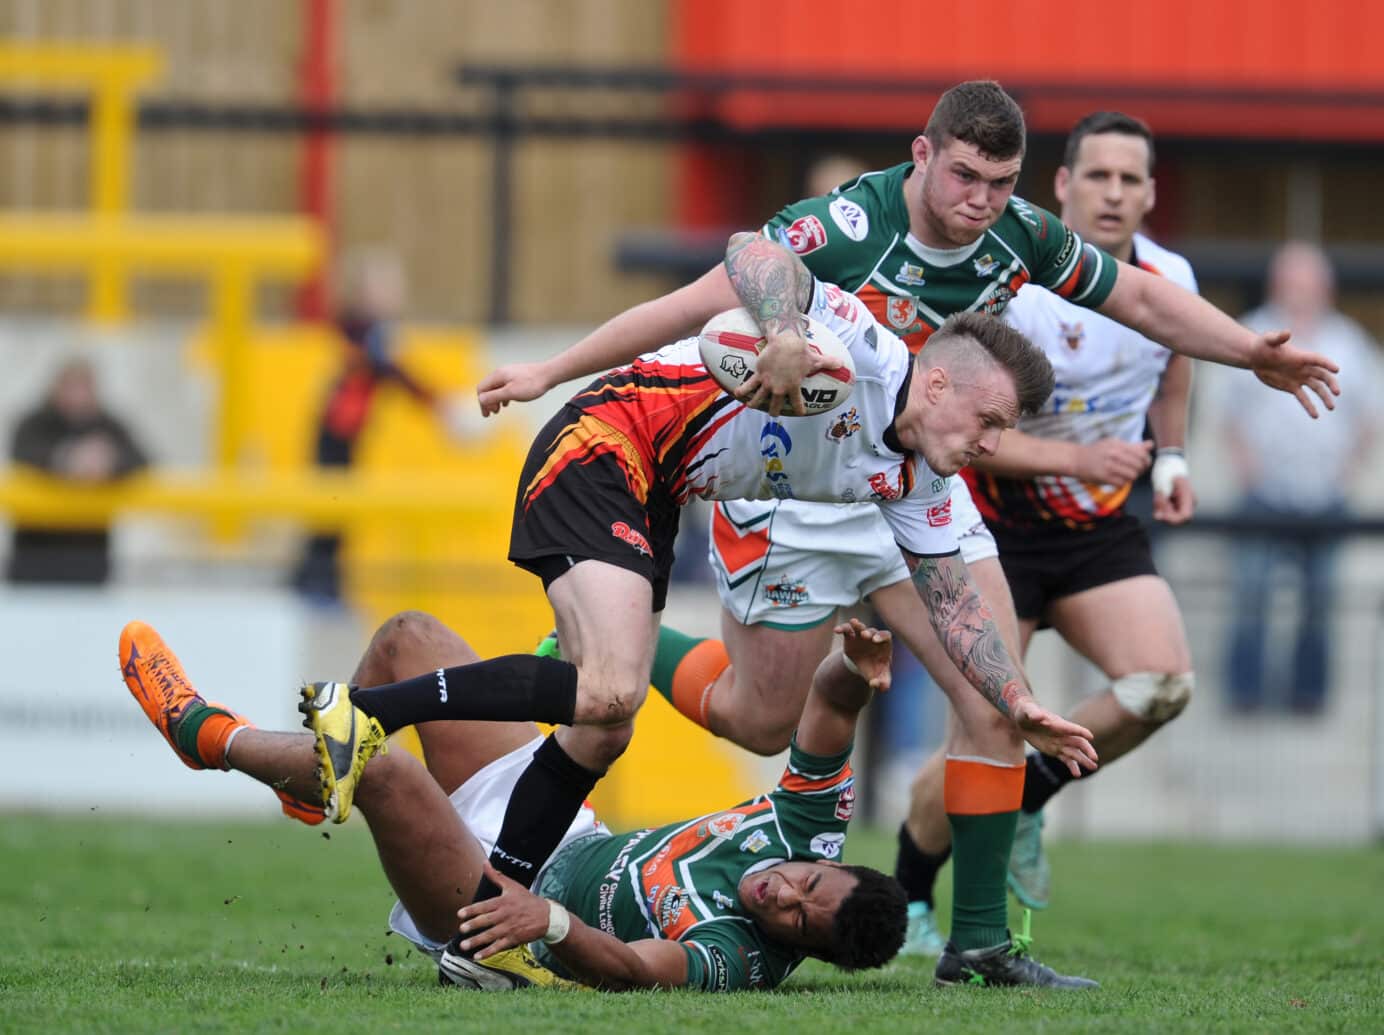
[709,475,997,628]
[387,735,608,958]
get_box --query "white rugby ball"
[698,308,855,415]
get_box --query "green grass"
[2,814,1380,1034]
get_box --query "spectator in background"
[1221,242,1380,714]
[803,153,869,199]
[292,248,448,604]
[7,357,148,585]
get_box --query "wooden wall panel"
[0,0,674,322]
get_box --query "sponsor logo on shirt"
[743,948,766,988]
[834,782,856,821]
[822,283,857,320]
[896,261,927,286]
[981,285,1015,315]
[780,215,828,255]
[930,476,947,494]
[886,296,918,329]
[706,944,731,991]
[1011,197,1046,237]
[974,253,1001,277]
[926,498,952,527]
[764,578,809,608]
[829,198,869,241]
[825,407,861,443]
[810,832,846,859]
[712,889,736,909]
[868,470,904,501]
[1059,319,1085,350]
[647,882,687,931]
[739,830,770,854]
[610,521,651,556]
[760,422,794,499]
[1054,228,1078,269]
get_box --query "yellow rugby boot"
[298,681,387,823]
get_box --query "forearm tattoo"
[724,232,813,335]
[909,553,1029,717]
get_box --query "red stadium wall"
[670,0,1382,227]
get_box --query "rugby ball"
[698,308,855,415]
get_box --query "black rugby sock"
[473,734,604,902]
[1021,751,1077,813]
[894,822,952,907]
[349,655,578,734]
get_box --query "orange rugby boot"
[118,620,246,771]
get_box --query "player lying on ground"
[118,612,908,991]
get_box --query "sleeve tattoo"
[908,552,1029,717]
[724,232,814,335]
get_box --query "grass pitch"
[3,814,1380,1034]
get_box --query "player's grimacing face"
[1056,132,1154,255]
[737,861,856,952]
[904,360,1020,476]
[915,137,1023,248]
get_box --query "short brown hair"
[925,81,1026,160]
[1063,111,1155,174]
[926,311,1054,415]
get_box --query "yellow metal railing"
[0,40,325,469]
[0,42,162,214]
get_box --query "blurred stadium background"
[2,0,1382,843]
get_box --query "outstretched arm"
[904,550,1097,775]
[1098,262,1339,417]
[794,619,893,758]
[455,863,689,990]
[971,428,1152,487]
[477,264,739,415]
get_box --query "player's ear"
[911,134,932,170]
[923,364,950,402]
[1054,165,1071,205]
[1143,176,1156,217]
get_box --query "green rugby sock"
[649,626,705,703]
[948,809,1019,950]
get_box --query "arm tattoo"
[724,232,813,335]
[908,552,1029,717]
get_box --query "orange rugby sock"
[668,639,731,730]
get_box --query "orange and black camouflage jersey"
[763,161,1119,356]
[540,739,856,991]
[967,233,1196,531]
[526,282,958,557]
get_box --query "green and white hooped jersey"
[764,161,1119,355]
[546,740,857,991]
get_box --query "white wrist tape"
[840,652,862,678]
[1151,448,1189,498]
[542,899,571,945]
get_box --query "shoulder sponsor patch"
[780,215,828,255]
[809,831,846,859]
[828,197,869,241]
